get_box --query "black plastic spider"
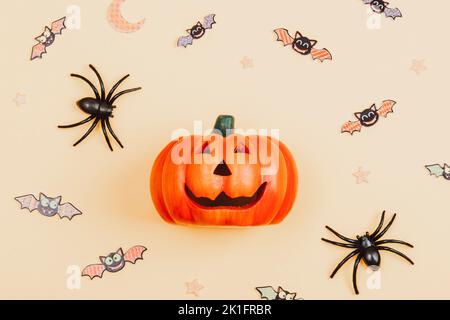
[58,65,141,151]
[321,211,414,294]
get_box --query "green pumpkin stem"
[213,115,235,137]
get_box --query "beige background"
[1,0,449,299]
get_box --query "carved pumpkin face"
[150,115,298,227]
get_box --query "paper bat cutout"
[256,286,300,300]
[341,100,396,135]
[274,28,332,62]
[15,193,82,220]
[425,164,450,180]
[363,0,402,19]
[31,17,66,60]
[82,245,147,279]
[177,14,216,47]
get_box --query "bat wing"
[124,245,147,264]
[15,194,39,212]
[274,28,294,46]
[341,120,362,135]
[385,7,402,19]
[256,286,278,300]
[51,17,66,34]
[31,43,47,60]
[203,14,216,29]
[82,264,106,279]
[57,202,82,220]
[311,48,333,62]
[177,35,193,47]
[425,164,444,177]
[377,100,396,117]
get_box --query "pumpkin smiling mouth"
[185,182,267,208]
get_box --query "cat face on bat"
[444,164,450,180]
[100,248,125,272]
[370,0,388,13]
[292,32,317,55]
[37,193,60,217]
[355,104,379,127]
[36,27,55,47]
[43,33,55,46]
[189,22,205,39]
[275,287,296,300]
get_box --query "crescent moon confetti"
[107,0,145,33]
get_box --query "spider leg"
[89,65,105,100]
[71,74,100,99]
[109,87,142,105]
[375,239,413,248]
[321,238,358,249]
[106,74,130,102]
[73,117,100,147]
[373,214,396,241]
[101,118,113,151]
[352,254,362,295]
[326,226,357,243]
[330,249,359,278]
[105,118,124,148]
[369,210,385,238]
[58,115,95,128]
[377,246,414,265]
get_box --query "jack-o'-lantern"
[150,115,298,226]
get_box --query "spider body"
[358,234,381,268]
[77,98,113,117]
[58,65,141,151]
[322,212,413,294]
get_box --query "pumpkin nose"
[214,161,232,176]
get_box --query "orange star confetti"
[353,167,370,184]
[186,279,204,297]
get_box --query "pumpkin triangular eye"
[202,143,212,154]
[234,144,249,154]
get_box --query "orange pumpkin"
[150,115,298,226]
